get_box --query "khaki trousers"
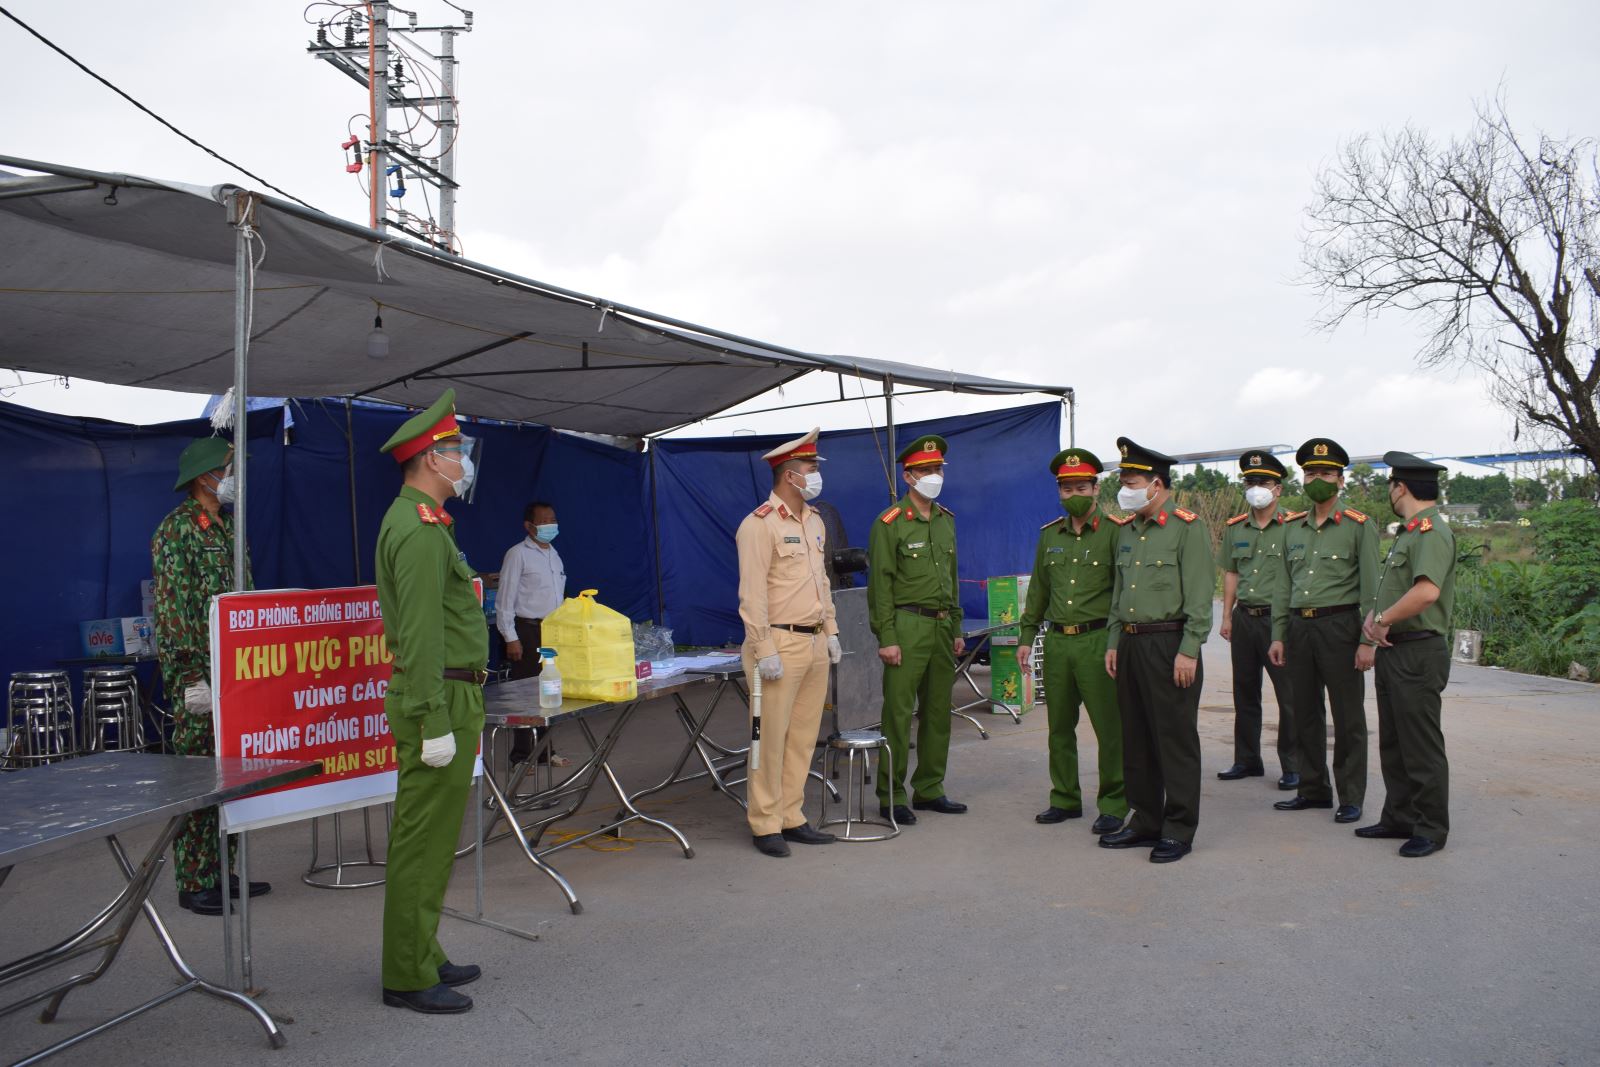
[742,628,830,836]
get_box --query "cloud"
[1236,367,1328,405]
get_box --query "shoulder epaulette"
[1285,510,1308,521]
[1173,507,1198,523]
[939,504,955,517]
[1226,512,1248,526]
[1344,508,1368,523]
[879,506,902,525]
[1418,517,1434,532]
[415,502,441,525]
[1106,513,1134,526]
[754,503,774,517]
[1040,516,1065,530]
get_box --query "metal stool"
[818,729,900,841]
[5,671,79,769]
[304,806,392,889]
[82,666,145,753]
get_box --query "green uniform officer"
[375,389,487,1015]
[1216,450,1299,789]
[1356,452,1456,858]
[1018,448,1129,835]
[1269,437,1379,825]
[868,435,967,823]
[1099,439,1214,864]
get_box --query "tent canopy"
[0,157,1070,436]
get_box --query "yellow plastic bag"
[542,589,638,701]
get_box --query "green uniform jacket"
[1370,505,1456,635]
[1217,509,1289,607]
[1106,505,1214,659]
[1271,505,1380,643]
[1020,510,1120,638]
[867,494,961,647]
[375,486,488,741]
[151,497,252,697]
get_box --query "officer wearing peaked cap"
[736,428,841,857]
[1269,437,1379,827]
[1356,452,1456,858]
[374,389,486,1014]
[868,435,967,823]
[1100,438,1214,863]
[1217,450,1299,790]
[1018,449,1128,834]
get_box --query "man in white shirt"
[497,502,567,765]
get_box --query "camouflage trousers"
[172,704,236,893]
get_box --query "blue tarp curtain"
[0,398,1058,687]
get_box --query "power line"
[0,5,318,210]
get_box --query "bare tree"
[1303,96,1600,469]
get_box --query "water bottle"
[538,648,563,709]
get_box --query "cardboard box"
[989,644,1034,713]
[986,574,1032,644]
[80,617,158,658]
[139,579,155,619]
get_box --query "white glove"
[183,682,212,716]
[758,654,784,681]
[827,635,842,665]
[420,732,457,768]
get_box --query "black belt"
[1045,619,1108,636]
[1121,620,1183,635]
[1294,603,1358,620]
[897,604,951,620]
[442,668,490,685]
[772,622,824,634]
[1237,604,1271,618]
[515,616,543,625]
[1385,629,1441,644]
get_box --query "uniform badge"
[1119,442,1129,458]
[923,440,936,452]
[1064,453,1080,467]
[1249,454,1263,467]
[784,536,802,544]
[1313,443,1330,457]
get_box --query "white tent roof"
[0,157,1070,436]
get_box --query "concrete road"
[2,642,1596,1066]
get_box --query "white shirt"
[496,537,566,641]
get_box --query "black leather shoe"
[1036,806,1082,823]
[1334,804,1362,823]
[1273,796,1333,811]
[1398,836,1445,858]
[1354,823,1411,839]
[1149,838,1192,863]
[1090,813,1125,835]
[438,962,481,987]
[1217,764,1265,780]
[383,983,473,1014]
[879,805,916,825]
[1098,827,1159,849]
[178,888,226,915]
[228,875,272,899]
[1277,772,1301,791]
[912,795,968,814]
[781,824,836,845]
[752,833,791,857]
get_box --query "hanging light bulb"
[367,310,390,359]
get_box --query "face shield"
[433,434,483,504]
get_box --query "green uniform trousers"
[1116,630,1202,844]
[382,681,484,991]
[172,703,236,893]
[1041,628,1126,817]
[1285,612,1367,807]
[876,611,955,807]
[1229,607,1297,775]
[1374,635,1451,842]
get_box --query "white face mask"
[1244,485,1275,510]
[436,450,476,499]
[912,472,944,500]
[214,471,237,506]
[1117,483,1153,511]
[790,469,823,501]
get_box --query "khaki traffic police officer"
[1357,452,1456,858]
[735,428,842,858]
[868,435,967,823]
[1217,450,1299,790]
[1018,449,1129,835]
[375,390,485,1015]
[1100,439,1214,864]
[1269,437,1379,825]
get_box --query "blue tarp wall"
[0,397,1058,685]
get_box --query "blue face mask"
[534,523,559,543]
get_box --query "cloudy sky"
[5,1,1597,461]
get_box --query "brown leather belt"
[772,622,824,634]
[1385,629,1441,644]
[1121,620,1183,635]
[897,605,951,620]
[442,668,490,685]
[1237,604,1271,618]
[1295,603,1358,620]
[1046,619,1108,636]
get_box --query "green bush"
[1530,499,1600,618]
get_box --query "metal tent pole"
[346,398,363,584]
[229,191,251,593]
[884,375,896,502]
